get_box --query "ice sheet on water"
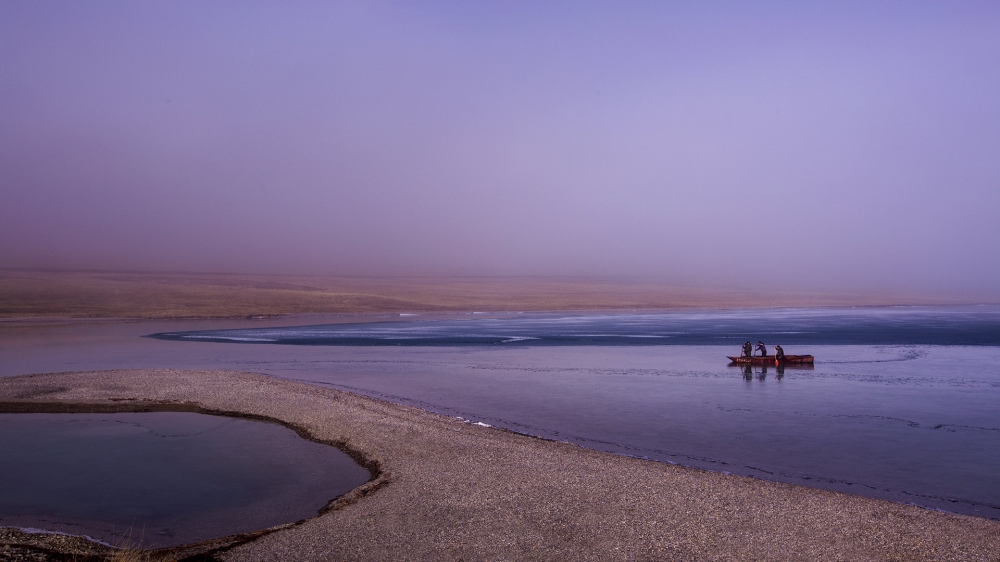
[148,306,1000,346]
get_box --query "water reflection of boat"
[731,360,813,380]
[727,355,814,365]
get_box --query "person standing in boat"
[742,341,753,358]
[756,341,767,357]
[774,345,785,361]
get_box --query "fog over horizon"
[2,2,999,298]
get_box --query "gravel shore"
[1,369,998,561]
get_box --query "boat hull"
[727,355,814,365]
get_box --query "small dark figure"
[774,345,785,361]
[742,341,753,358]
[756,341,767,357]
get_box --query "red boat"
[727,355,814,365]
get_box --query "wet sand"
[2,369,999,561]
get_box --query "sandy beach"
[1,369,998,561]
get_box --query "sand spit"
[1,370,998,561]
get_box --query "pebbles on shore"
[2,369,999,561]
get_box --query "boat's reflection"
[729,361,814,380]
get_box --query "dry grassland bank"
[0,269,967,319]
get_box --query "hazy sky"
[2,2,999,296]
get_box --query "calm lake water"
[0,412,370,548]
[2,306,999,521]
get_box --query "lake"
[3,306,999,520]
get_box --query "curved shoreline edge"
[0,400,389,560]
[1,370,999,561]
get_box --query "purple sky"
[2,2,999,297]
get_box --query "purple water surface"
[2,308,999,519]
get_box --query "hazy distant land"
[0,269,979,320]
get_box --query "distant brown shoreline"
[1,269,981,320]
[2,369,999,561]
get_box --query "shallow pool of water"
[0,412,370,548]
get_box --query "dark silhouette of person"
[742,341,753,358]
[756,341,767,357]
[775,345,785,361]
